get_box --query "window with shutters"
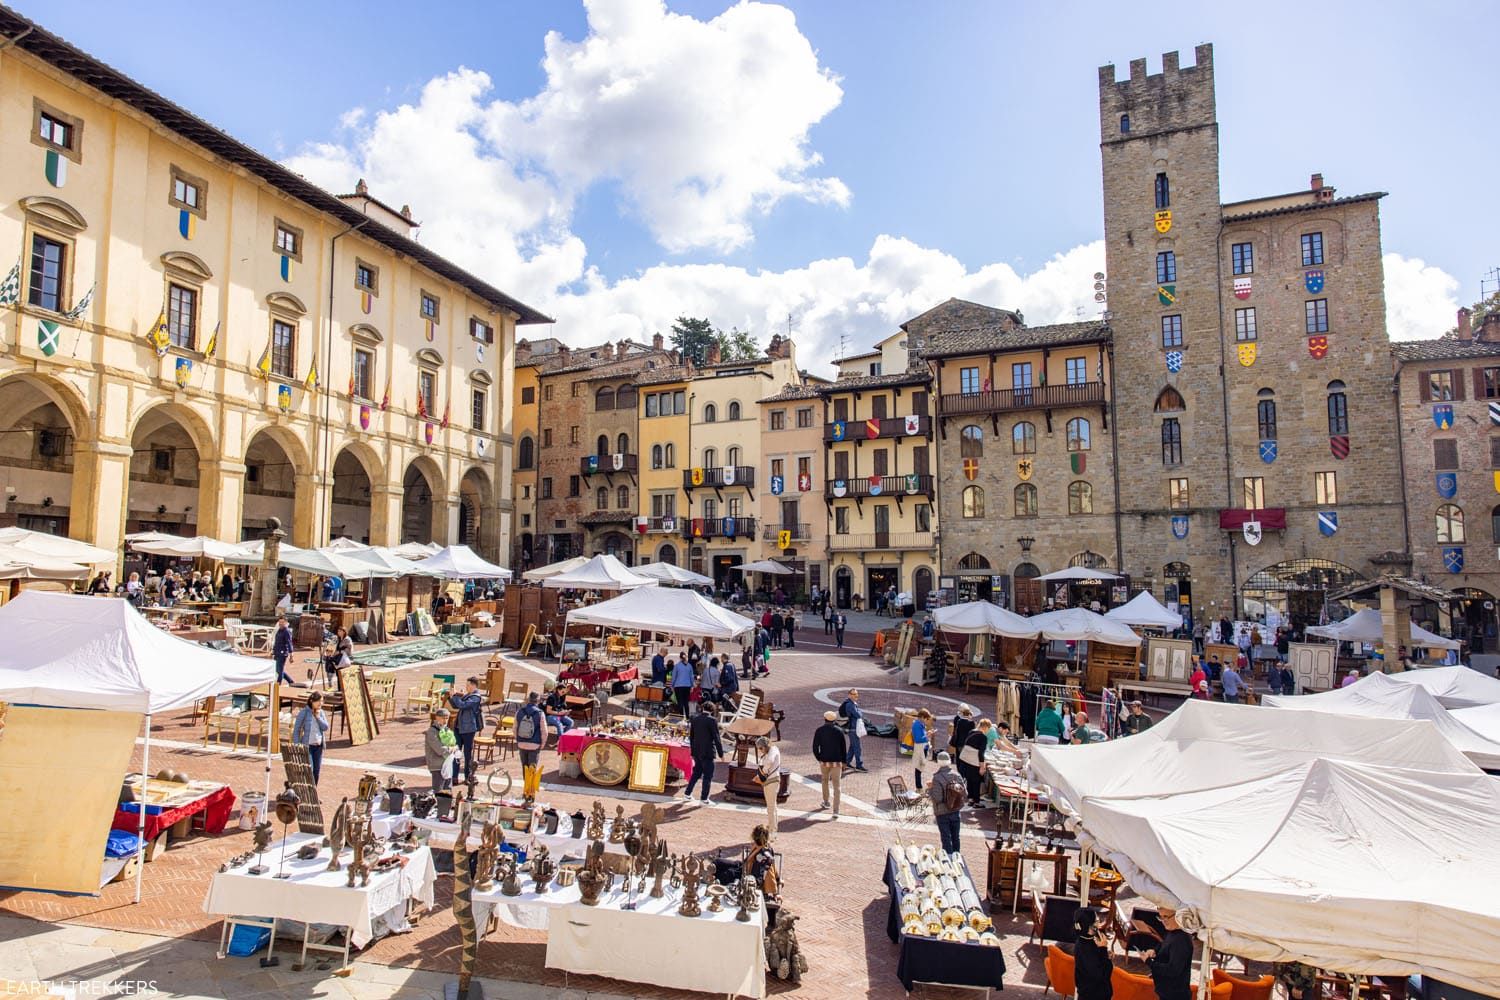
[1315,472,1338,505]
[798,455,811,480]
[833,398,849,421]
[1482,367,1500,399]
[872,448,889,477]
[1434,439,1459,471]
[835,507,849,534]
[871,395,888,419]
[1436,504,1465,544]
[912,445,930,476]
[834,450,849,480]
[1427,371,1455,401]
[796,407,813,427]
[769,409,786,430]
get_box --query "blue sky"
[17,0,1495,363]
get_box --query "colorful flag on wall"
[146,310,170,357]
[178,209,196,240]
[0,261,19,306]
[202,322,219,360]
[304,355,319,391]
[380,371,391,410]
[416,394,427,419]
[256,339,272,379]
[62,283,94,322]
[37,319,60,357]
[44,149,66,188]
[279,254,293,283]
[440,400,450,429]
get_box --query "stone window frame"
[469,315,495,344]
[1068,481,1093,515]
[20,198,87,316]
[168,165,209,219]
[420,289,441,323]
[31,96,84,163]
[273,218,304,261]
[353,257,380,296]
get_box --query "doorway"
[866,566,898,608]
[835,566,853,609]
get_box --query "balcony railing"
[823,474,935,500]
[580,453,639,476]
[939,381,1105,416]
[683,465,757,490]
[829,531,935,552]
[647,516,681,533]
[761,522,812,542]
[683,516,757,540]
[823,414,931,443]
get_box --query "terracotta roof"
[759,383,824,403]
[1392,339,1500,363]
[635,365,694,387]
[819,370,931,394]
[836,349,881,362]
[919,321,1110,359]
[0,6,552,325]
[1328,575,1457,604]
[579,511,637,526]
[1220,191,1385,222]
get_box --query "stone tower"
[1099,46,1233,620]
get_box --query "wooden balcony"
[682,466,757,490]
[580,452,639,476]
[823,414,931,443]
[939,381,1105,416]
[761,522,812,542]
[829,531,935,552]
[684,516,757,540]
[823,474,935,500]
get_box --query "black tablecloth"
[883,854,1007,991]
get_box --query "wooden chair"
[1043,944,1076,998]
[1029,892,1081,945]
[405,677,440,715]
[473,714,504,764]
[754,697,785,741]
[505,680,530,703]
[368,671,398,723]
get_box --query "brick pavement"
[1,622,1060,1000]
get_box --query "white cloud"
[1383,252,1462,340]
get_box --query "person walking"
[1073,908,1115,1000]
[958,718,991,805]
[910,708,933,789]
[515,692,547,803]
[449,676,485,785]
[753,736,782,839]
[670,653,695,717]
[770,609,784,648]
[1221,659,1243,703]
[650,647,668,687]
[812,711,846,816]
[701,656,723,709]
[272,616,296,687]
[740,639,755,680]
[833,610,847,648]
[292,691,329,784]
[823,600,834,635]
[1145,907,1194,1000]
[425,708,455,794]
[783,609,796,648]
[684,701,724,802]
[1122,700,1154,735]
[928,752,966,854]
[839,688,867,771]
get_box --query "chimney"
[1310,173,1323,191]
[652,332,664,350]
[559,344,571,363]
[1458,308,1473,339]
[598,343,614,360]
[355,177,370,196]
[617,339,630,359]
[1480,313,1500,345]
[516,338,533,362]
[705,340,722,365]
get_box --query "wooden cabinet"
[985,846,1067,907]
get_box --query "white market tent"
[1262,672,1500,769]
[543,554,655,590]
[0,543,92,581]
[932,600,1039,638]
[130,534,245,562]
[735,559,795,575]
[522,556,590,582]
[1073,758,1500,997]
[566,586,755,640]
[420,545,512,580]
[1105,591,1184,630]
[222,541,403,580]
[1453,702,1500,743]
[1304,607,1459,650]
[339,547,437,577]
[0,526,116,566]
[1028,606,1141,646]
[1030,699,1480,816]
[325,537,370,552]
[632,561,714,587]
[1035,566,1122,582]
[390,540,441,560]
[0,591,277,901]
[1386,664,1500,709]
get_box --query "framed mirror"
[627,745,669,794]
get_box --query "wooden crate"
[1086,641,1140,693]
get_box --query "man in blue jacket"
[272,616,295,687]
[839,688,867,772]
[670,654,696,717]
[449,676,485,784]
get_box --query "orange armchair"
[1192,982,1234,1000]
[1044,945,1076,997]
[1112,966,1159,1000]
[1213,969,1275,1000]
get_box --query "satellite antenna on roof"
[1092,272,1108,315]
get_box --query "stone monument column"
[249,517,286,620]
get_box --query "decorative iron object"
[570,809,586,838]
[607,804,627,843]
[248,820,274,876]
[345,809,374,888]
[586,801,606,841]
[677,854,703,917]
[475,821,502,894]
[623,822,642,859]
[272,784,300,879]
[530,844,555,893]
[497,853,522,897]
[765,909,808,984]
[325,797,349,872]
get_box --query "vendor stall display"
[558,724,694,787]
[113,776,235,849]
[883,844,1005,992]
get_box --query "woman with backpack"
[515,691,547,803]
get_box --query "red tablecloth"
[112,784,236,842]
[557,729,695,785]
[558,664,640,689]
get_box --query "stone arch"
[159,250,213,282]
[0,370,92,442]
[242,423,312,545]
[330,440,383,546]
[264,291,307,316]
[400,455,447,544]
[458,465,497,560]
[20,195,88,233]
[0,371,97,543]
[126,400,218,539]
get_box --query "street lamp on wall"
[1018,536,1035,555]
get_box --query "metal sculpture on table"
[325,797,349,872]
[607,804,626,843]
[529,844,555,893]
[677,854,703,917]
[497,853,522,897]
[248,820,274,876]
[474,821,502,894]
[450,791,479,1000]
[345,808,374,888]
[735,874,759,922]
[586,801,606,841]
[272,784,300,879]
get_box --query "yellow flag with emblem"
[304,354,318,390]
[145,310,170,357]
[255,340,271,379]
[777,529,791,550]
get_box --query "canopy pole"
[133,713,152,904]
[1197,912,1214,1000]
[1012,757,1033,915]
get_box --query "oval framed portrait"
[580,739,630,786]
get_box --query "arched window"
[1070,551,1109,569]
[727,446,741,467]
[517,435,534,469]
[1066,417,1091,451]
[703,498,718,519]
[962,485,984,518]
[1012,421,1036,455]
[1014,483,1038,518]
[617,432,629,454]
[617,485,630,508]
[651,444,664,469]
[961,425,984,458]
[595,386,615,411]
[616,385,637,411]
[1119,114,1130,133]
[958,552,991,571]
[659,543,678,566]
[595,434,608,456]
[727,401,741,421]
[1155,172,1170,210]
[1327,380,1349,435]
[1257,388,1277,441]
[664,443,675,467]
[1437,504,1465,543]
[595,486,608,510]
[703,447,718,468]
[1154,387,1185,412]
[1068,481,1093,514]
[703,403,718,423]
[1161,418,1182,465]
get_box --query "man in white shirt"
[755,736,782,840]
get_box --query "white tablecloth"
[472,880,766,998]
[375,810,626,860]
[202,832,436,948]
